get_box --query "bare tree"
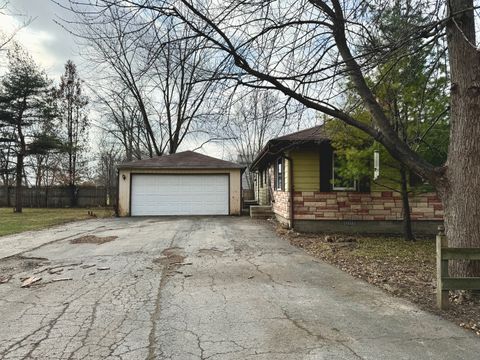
[63,0,480,277]
[0,1,31,52]
[93,88,148,161]
[58,3,160,157]
[57,60,89,206]
[58,1,223,158]
[147,19,224,154]
[221,88,306,189]
[96,135,122,207]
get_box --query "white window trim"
[276,158,283,191]
[332,153,357,191]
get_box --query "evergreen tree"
[0,44,56,212]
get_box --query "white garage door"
[131,174,229,216]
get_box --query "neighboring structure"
[117,151,244,216]
[236,153,255,200]
[250,125,443,234]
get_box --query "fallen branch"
[21,277,42,288]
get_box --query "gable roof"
[250,125,329,171]
[273,125,328,142]
[118,151,245,170]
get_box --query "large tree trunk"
[6,175,11,207]
[69,184,78,207]
[14,102,26,214]
[442,0,480,277]
[400,165,415,241]
[14,153,23,213]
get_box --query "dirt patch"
[0,255,49,279]
[154,247,187,275]
[277,224,480,337]
[198,247,224,257]
[70,235,118,245]
[232,242,255,255]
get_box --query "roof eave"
[117,165,245,170]
[249,142,272,171]
[249,138,328,171]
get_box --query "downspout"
[284,155,294,229]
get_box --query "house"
[117,151,245,216]
[250,125,443,234]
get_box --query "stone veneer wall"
[293,191,443,221]
[272,190,290,222]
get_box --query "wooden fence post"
[436,225,449,309]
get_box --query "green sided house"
[250,125,443,234]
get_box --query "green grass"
[0,207,114,237]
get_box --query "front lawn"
[276,224,480,337]
[0,207,114,237]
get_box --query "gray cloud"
[8,0,81,80]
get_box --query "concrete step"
[250,205,274,219]
[243,199,259,212]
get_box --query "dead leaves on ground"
[279,225,480,337]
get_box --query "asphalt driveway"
[0,216,478,359]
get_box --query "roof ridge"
[273,124,324,141]
[117,150,245,169]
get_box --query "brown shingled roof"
[117,151,245,169]
[273,125,327,142]
[250,125,328,171]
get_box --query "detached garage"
[117,151,245,216]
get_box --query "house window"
[260,170,264,187]
[332,153,356,191]
[276,158,284,190]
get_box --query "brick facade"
[292,191,443,221]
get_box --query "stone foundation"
[272,190,290,220]
[294,219,442,235]
[293,191,442,221]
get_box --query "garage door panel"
[131,174,229,216]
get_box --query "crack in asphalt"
[147,221,197,360]
[1,217,479,359]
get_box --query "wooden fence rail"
[436,225,480,309]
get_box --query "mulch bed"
[275,223,480,337]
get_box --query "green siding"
[290,150,320,191]
[256,168,270,205]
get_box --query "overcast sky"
[1,0,81,80]
[0,0,228,158]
